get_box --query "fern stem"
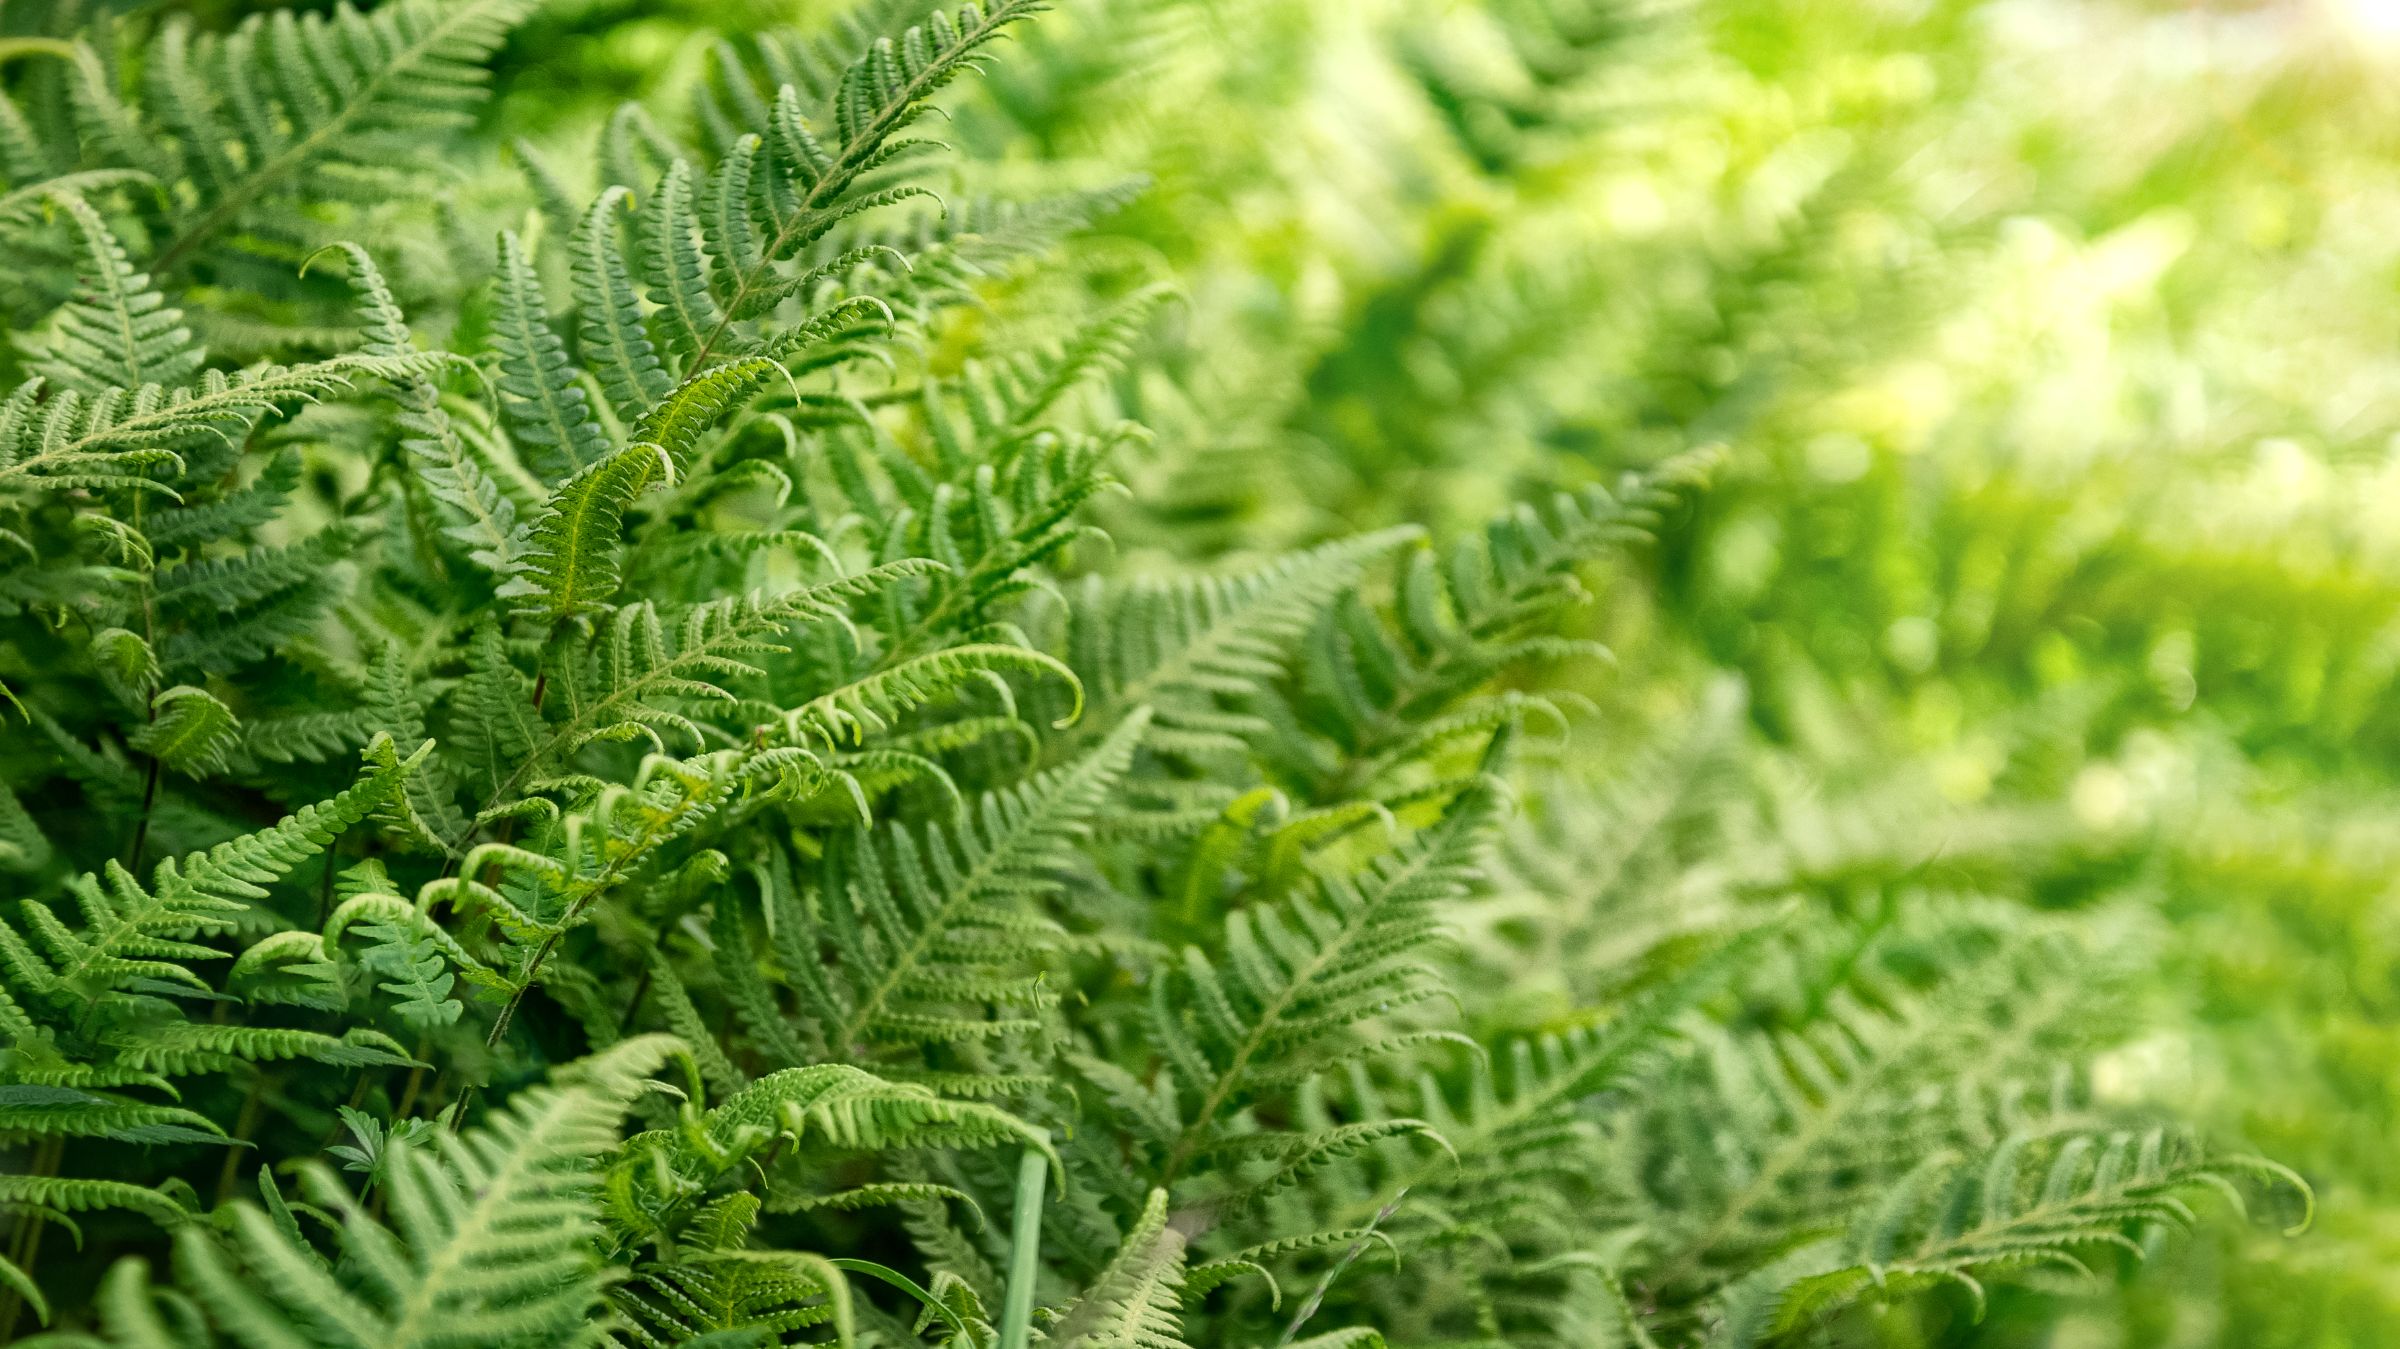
[213,1072,269,1204]
[126,554,161,873]
[124,752,161,872]
[1275,1188,1405,1347]
[618,964,655,1033]
[487,941,553,1046]
[393,1035,435,1119]
[438,1084,476,1132]
[445,925,562,1129]
[316,835,342,927]
[0,1134,64,1340]
[996,1145,1049,1349]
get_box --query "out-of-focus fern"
[1723,1131,2308,1347]
[0,0,535,278]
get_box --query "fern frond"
[0,1087,223,1147]
[1049,1188,1188,1349]
[83,1036,686,1349]
[780,643,1082,748]
[324,241,519,572]
[1739,1131,2309,1344]
[570,187,676,423]
[0,1176,187,1226]
[102,1022,415,1075]
[807,708,1148,1051]
[499,565,943,803]
[1065,528,1421,755]
[607,1063,1052,1253]
[491,229,612,483]
[923,284,1172,454]
[0,784,53,875]
[609,1229,852,1349]
[143,447,299,551]
[1153,770,1505,1188]
[1637,920,2113,1291]
[498,443,673,621]
[0,357,437,501]
[7,739,422,999]
[678,0,1049,370]
[138,0,539,270]
[1271,453,1715,799]
[32,192,202,393]
[629,356,783,474]
[1408,918,1783,1195]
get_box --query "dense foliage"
[0,0,2367,1345]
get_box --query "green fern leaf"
[1065,528,1420,754]
[143,447,300,551]
[1048,1188,1188,1349]
[491,229,612,482]
[1743,1132,2309,1345]
[143,0,539,270]
[324,241,520,573]
[818,707,1148,1051]
[125,686,237,779]
[0,358,438,502]
[498,443,673,621]
[1152,773,1503,1187]
[140,1036,683,1349]
[642,159,728,365]
[33,192,202,393]
[570,186,677,422]
[608,1062,1053,1252]
[630,356,785,475]
[8,739,423,999]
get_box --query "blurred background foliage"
[466,0,2400,1339]
[18,0,2400,1340]
[864,2,2400,1336]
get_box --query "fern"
[606,1194,855,1349]
[3,739,421,1001]
[324,241,519,574]
[8,0,535,274]
[491,567,943,806]
[1145,766,1505,1200]
[1365,918,1786,1245]
[1061,528,1422,757]
[1047,1188,1189,1349]
[0,0,2321,1343]
[1269,452,1715,803]
[22,1036,682,1349]
[0,356,437,500]
[781,708,1148,1055]
[490,229,611,484]
[1736,1131,2308,1345]
[606,1062,1054,1252]
[500,444,676,621]
[31,193,202,394]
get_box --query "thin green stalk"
[997,1144,1050,1349]
[213,1072,269,1205]
[1275,1188,1406,1347]
[0,1135,65,1339]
